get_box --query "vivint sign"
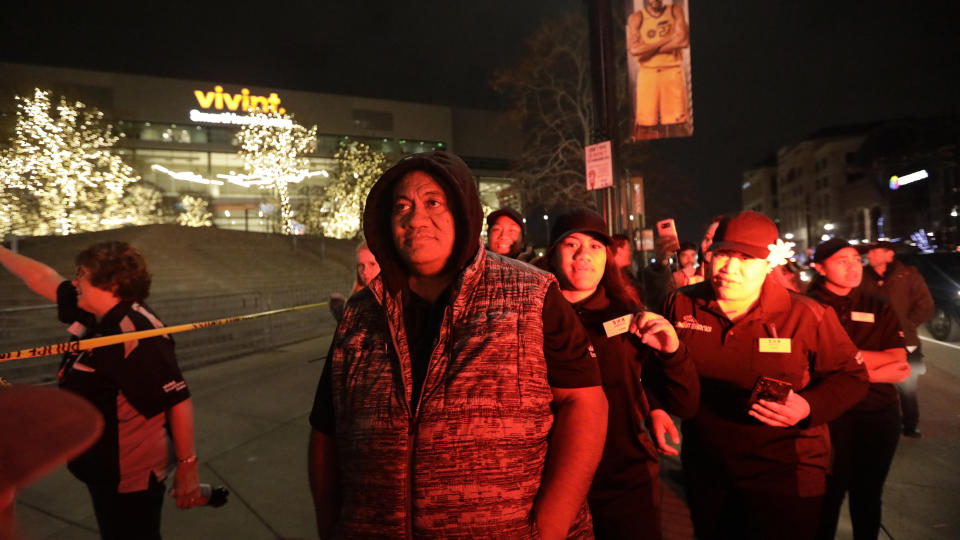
[188,85,293,128]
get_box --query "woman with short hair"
[0,241,200,540]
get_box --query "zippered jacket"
[329,248,592,538]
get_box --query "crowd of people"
[0,150,937,539]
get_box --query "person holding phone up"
[660,211,869,540]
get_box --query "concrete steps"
[1,225,357,382]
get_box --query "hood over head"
[362,151,483,293]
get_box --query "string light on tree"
[177,195,213,227]
[0,89,140,236]
[235,109,317,235]
[320,141,387,239]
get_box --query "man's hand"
[171,460,201,509]
[629,312,679,354]
[749,390,810,427]
[649,409,680,455]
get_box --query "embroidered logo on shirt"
[587,345,597,358]
[162,380,187,393]
[676,315,712,333]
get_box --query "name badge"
[851,311,875,323]
[758,338,791,353]
[603,314,633,337]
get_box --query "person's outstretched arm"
[0,246,64,302]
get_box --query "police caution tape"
[0,301,327,363]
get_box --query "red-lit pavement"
[12,330,959,539]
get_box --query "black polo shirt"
[807,283,905,412]
[663,279,869,496]
[56,281,189,490]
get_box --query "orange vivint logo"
[194,85,286,114]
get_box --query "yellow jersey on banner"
[638,6,683,68]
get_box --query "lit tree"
[296,184,327,235]
[117,182,165,225]
[177,194,213,227]
[0,89,139,235]
[322,141,387,239]
[235,110,317,235]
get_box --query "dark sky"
[2,1,959,237]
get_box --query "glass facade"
[112,121,455,234]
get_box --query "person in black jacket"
[808,239,909,540]
[860,241,934,437]
[662,211,869,540]
[539,208,700,540]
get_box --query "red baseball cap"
[707,210,779,259]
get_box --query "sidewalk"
[15,337,330,540]
[12,333,960,539]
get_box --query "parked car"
[900,253,960,341]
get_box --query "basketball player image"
[627,0,691,140]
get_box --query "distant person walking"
[860,241,934,438]
[0,241,201,540]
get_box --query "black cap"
[813,238,856,265]
[549,208,612,248]
[486,207,525,231]
[867,240,897,252]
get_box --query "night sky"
[2,0,958,239]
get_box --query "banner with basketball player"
[625,0,694,141]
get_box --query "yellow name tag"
[603,314,633,337]
[758,338,791,353]
[851,311,875,323]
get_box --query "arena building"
[0,62,521,233]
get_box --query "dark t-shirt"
[310,282,600,433]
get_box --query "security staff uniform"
[664,278,869,540]
[808,282,905,540]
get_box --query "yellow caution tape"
[0,301,328,363]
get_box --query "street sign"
[585,141,614,190]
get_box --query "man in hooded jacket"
[308,152,608,539]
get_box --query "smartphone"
[656,218,678,239]
[747,376,792,409]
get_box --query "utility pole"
[586,0,621,234]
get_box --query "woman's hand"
[629,311,679,354]
[649,409,680,455]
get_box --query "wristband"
[177,455,197,465]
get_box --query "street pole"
[587,0,621,234]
